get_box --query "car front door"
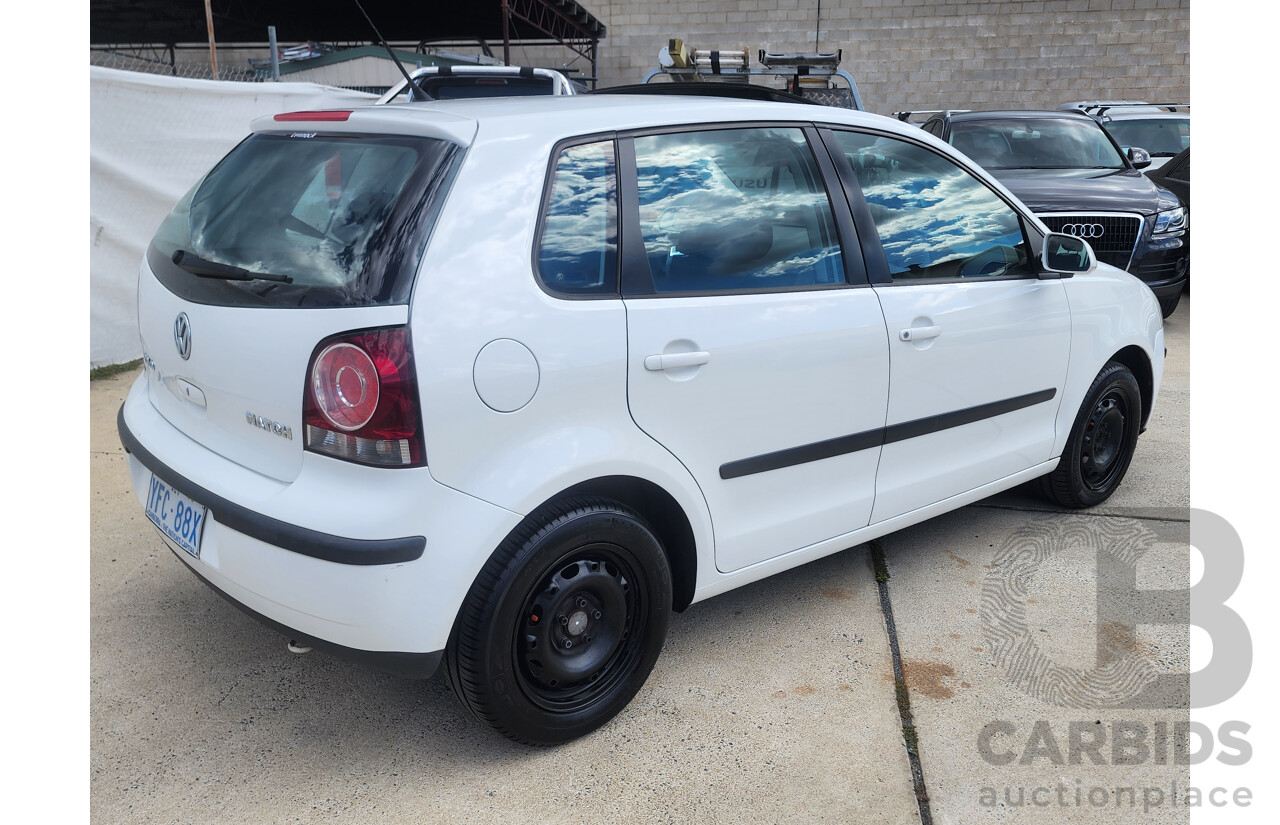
[823,128,1072,523]
[620,125,890,574]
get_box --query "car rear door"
[822,128,1071,523]
[620,125,890,574]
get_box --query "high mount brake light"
[303,328,424,467]
[273,111,353,122]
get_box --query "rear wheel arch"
[548,476,698,612]
[445,476,698,669]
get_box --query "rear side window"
[536,140,618,296]
[148,132,459,308]
[632,127,844,294]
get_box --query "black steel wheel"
[445,498,671,745]
[1040,361,1142,508]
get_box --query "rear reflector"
[273,110,353,122]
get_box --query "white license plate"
[144,473,207,559]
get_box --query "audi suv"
[920,109,1188,317]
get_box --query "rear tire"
[1040,361,1142,508]
[445,498,671,745]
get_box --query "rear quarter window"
[535,140,618,296]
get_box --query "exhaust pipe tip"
[287,640,313,654]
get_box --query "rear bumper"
[116,374,523,666]
[178,543,443,679]
[119,406,426,566]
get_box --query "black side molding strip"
[720,430,883,480]
[118,405,426,566]
[883,388,1057,445]
[175,543,442,679]
[720,388,1057,480]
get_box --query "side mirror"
[1040,232,1096,277]
[1127,146,1152,169]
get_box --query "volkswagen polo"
[118,95,1164,745]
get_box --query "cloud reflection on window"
[633,129,844,292]
[834,133,1031,279]
[537,141,617,294]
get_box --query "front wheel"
[445,498,672,745]
[1040,362,1142,508]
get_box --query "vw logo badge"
[1061,223,1105,239]
[174,313,192,360]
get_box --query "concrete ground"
[90,300,1189,824]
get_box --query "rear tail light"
[303,327,424,467]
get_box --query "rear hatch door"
[137,113,468,482]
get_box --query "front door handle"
[899,325,942,342]
[644,351,711,371]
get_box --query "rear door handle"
[899,325,942,342]
[644,351,711,371]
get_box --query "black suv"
[919,110,1187,317]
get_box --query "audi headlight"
[1152,207,1186,234]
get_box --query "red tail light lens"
[303,327,424,467]
[312,343,380,430]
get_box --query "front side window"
[947,117,1126,170]
[832,131,1035,281]
[536,140,617,296]
[632,127,844,293]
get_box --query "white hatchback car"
[119,95,1164,744]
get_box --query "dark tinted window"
[948,117,1125,170]
[149,133,458,308]
[1104,118,1190,158]
[537,140,618,295]
[833,131,1034,281]
[632,127,844,293]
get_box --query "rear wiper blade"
[171,250,293,284]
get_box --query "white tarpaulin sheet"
[90,67,376,367]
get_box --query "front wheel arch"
[1042,360,1143,508]
[1108,344,1154,429]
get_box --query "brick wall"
[586,0,1189,114]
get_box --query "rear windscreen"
[148,132,459,308]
